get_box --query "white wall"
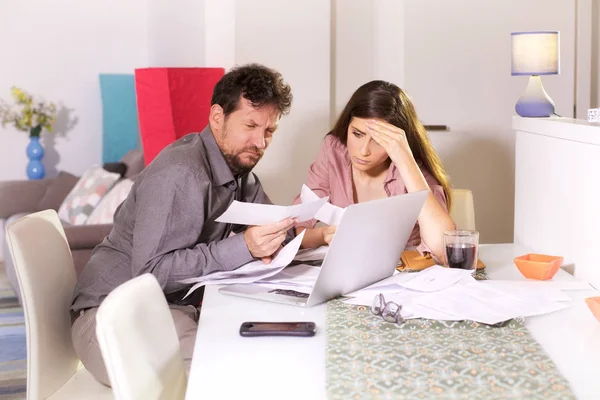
[406,0,575,244]
[235,0,331,205]
[147,0,205,67]
[334,0,404,115]
[334,0,376,115]
[204,0,235,70]
[0,0,149,181]
[334,0,577,244]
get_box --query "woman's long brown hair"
[328,80,452,210]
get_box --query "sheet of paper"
[342,267,575,324]
[293,246,329,262]
[344,272,416,298]
[256,264,321,288]
[181,231,305,298]
[343,286,425,307]
[412,281,570,325]
[345,283,404,298]
[300,185,345,226]
[489,279,592,291]
[478,280,571,302]
[342,285,465,320]
[396,265,476,292]
[402,303,466,321]
[342,272,425,307]
[215,196,328,226]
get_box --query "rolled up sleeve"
[416,184,449,256]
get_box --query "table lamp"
[511,31,560,117]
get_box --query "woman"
[294,80,455,262]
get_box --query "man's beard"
[218,124,265,176]
[222,146,264,177]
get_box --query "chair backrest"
[96,274,187,400]
[450,189,476,231]
[5,210,79,399]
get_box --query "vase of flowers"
[0,87,57,180]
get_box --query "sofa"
[1,149,144,304]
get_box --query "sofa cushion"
[37,171,79,212]
[57,166,121,226]
[86,178,134,225]
[0,179,51,219]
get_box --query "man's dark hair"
[211,63,293,117]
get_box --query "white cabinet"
[513,116,600,288]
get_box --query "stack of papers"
[293,246,329,263]
[179,186,337,297]
[342,266,575,325]
[180,231,305,298]
[254,264,321,294]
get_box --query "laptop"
[219,190,428,307]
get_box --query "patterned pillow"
[57,165,121,225]
[86,178,134,225]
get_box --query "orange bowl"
[513,253,563,280]
[585,297,600,323]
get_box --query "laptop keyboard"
[268,289,310,299]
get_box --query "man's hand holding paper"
[244,217,298,264]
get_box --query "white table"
[185,244,600,399]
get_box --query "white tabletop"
[185,244,600,400]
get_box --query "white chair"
[96,274,187,400]
[450,189,476,231]
[5,210,112,400]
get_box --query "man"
[70,63,295,386]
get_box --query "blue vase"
[26,136,45,180]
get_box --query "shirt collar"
[199,125,236,187]
[384,162,405,192]
[342,145,404,190]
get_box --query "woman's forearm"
[396,161,456,261]
[416,193,456,261]
[296,226,327,249]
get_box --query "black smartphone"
[239,321,317,337]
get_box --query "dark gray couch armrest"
[0,179,52,218]
[64,224,113,250]
[121,149,145,180]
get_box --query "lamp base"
[515,75,555,118]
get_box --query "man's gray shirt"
[71,126,272,313]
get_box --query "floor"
[0,261,26,400]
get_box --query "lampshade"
[511,31,560,76]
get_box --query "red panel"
[134,67,225,165]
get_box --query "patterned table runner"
[326,298,575,399]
